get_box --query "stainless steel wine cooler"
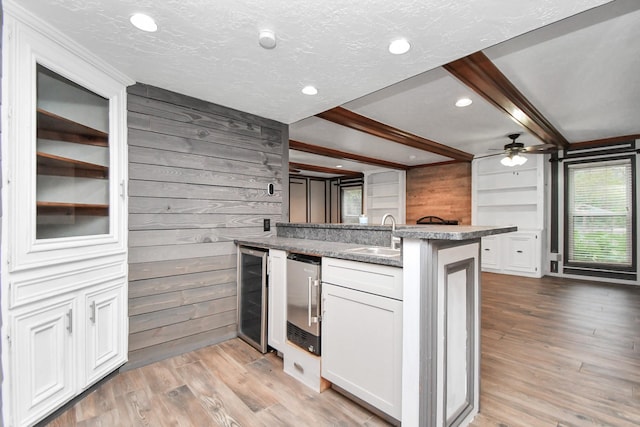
[237,246,268,353]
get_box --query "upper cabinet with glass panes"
[36,65,110,239]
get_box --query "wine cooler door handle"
[308,276,313,327]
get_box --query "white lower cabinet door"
[268,249,287,352]
[321,283,403,420]
[504,232,539,274]
[85,281,127,387]
[12,298,76,427]
[480,235,500,270]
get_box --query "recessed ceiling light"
[130,13,157,32]
[389,38,410,55]
[409,155,416,160]
[259,29,276,49]
[302,85,318,96]
[455,97,473,107]
[336,165,343,168]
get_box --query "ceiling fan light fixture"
[501,155,515,167]
[512,154,527,166]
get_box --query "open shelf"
[37,108,108,147]
[37,152,108,179]
[37,201,109,216]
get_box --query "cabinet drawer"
[322,257,402,300]
[283,342,327,393]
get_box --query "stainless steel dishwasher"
[286,253,322,355]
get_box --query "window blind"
[567,158,633,267]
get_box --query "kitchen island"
[236,222,515,427]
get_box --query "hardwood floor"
[471,273,640,427]
[45,273,640,427]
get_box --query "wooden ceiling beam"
[444,51,570,149]
[289,139,409,170]
[569,134,640,150]
[289,162,363,177]
[315,107,474,162]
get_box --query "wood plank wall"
[125,83,288,369]
[406,162,471,225]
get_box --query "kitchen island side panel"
[125,83,287,370]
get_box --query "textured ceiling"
[12,0,612,124]
[290,0,640,175]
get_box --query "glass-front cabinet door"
[36,65,110,239]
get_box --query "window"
[341,185,362,223]
[565,157,635,271]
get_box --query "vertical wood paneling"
[126,83,286,370]
[406,163,471,225]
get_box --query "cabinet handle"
[484,248,490,251]
[308,277,313,327]
[314,279,321,323]
[90,301,96,324]
[293,362,304,373]
[516,250,523,253]
[66,309,73,333]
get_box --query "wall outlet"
[263,218,270,231]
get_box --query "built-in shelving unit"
[365,170,406,224]
[36,103,109,232]
[3,13,130,427]
[472,155,545,277]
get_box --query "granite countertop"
[234,236,403,267]
[393,224,517,240]
[235,225,516,267]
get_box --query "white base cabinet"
[321,258,403,421]
[12,297,77,427]
[85,282,127,386]
[481,230,542,277]
[10,280,127,427]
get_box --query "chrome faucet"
[381,213,396,231]
[381,214,400,249]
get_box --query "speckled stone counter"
[393,224,516,240]
[234,236,403,267]
[276,222,392,247]
[236,224,516,268]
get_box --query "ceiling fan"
[477,133,557,166]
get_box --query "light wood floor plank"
[43,273,640,426]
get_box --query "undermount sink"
[345,246,401,257]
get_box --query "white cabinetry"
[267,249,287,352]
[481,231,542,277]
[2,9,132,427]
[12,298,76,427]
[85,281,127,386]
[473,154,545,277]
[321,258,403,421]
